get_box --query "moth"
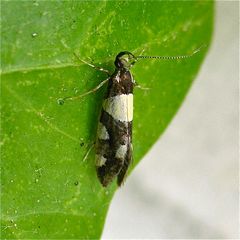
[59,47,203,187]
[95,52,136,187]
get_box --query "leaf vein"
[3,84,79,143]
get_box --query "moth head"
[114,51,137,70]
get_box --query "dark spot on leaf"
[74,181,79,186]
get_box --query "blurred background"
[102,2,239,239]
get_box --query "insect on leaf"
[1,1,214,238]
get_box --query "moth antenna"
[136,44,207,60]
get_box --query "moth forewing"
[95,60,135,187]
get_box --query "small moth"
[60,47,203,187]
[95,52,136,187]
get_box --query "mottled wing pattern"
[95,70,134,187]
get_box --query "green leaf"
[1,1,214,238]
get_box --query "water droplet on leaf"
[32,32,38,38]
[57,98,65,105]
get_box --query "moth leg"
[74,52,111,76]
[134,81,150,90]
[132,47,145,56]
[82,142,95,162]
[59,77,109,103]
[139,48,146,56]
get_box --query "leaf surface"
[1,1,214,238]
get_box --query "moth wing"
[95,110,125,187]
[117,142,132,186]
